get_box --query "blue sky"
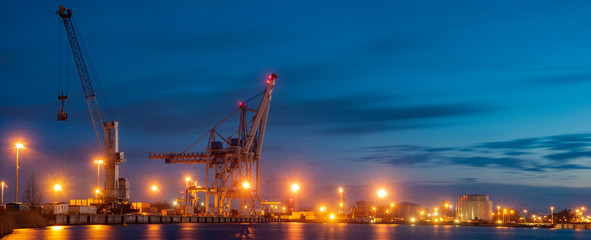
[2,0,591,213]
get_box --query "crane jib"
[58,7,109,156]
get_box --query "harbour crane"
[57,6,130,212]
[150,74,277,216]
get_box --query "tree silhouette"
[22,173,44,206]
[554,209,575,223]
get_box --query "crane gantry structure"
[57,6,129,212]
[150,74,277,216]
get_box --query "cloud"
[272,95,491,135]
[475,138,538,150]
[545,151,591,161]
[350,132,591,172]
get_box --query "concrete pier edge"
[50,214,284,225]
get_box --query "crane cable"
[182,89,265,152]
[72,16,117,121]
[57,17,69,111]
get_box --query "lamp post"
[186,177,191,206]
[338,187,344,215]
[390,203,395,220]
[1,181,5,206]
[291,183,299,212]
[53,184,63,202]
[377,189,386,218]
[15,143,24,202]
[95,189,100,199]
[550,206,554,224]
[151,185,159,202]
[242,181,251,212]
[94,160,103,190]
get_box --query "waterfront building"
[391,202,421,221]
[456,194,492,221]
[352,201,373,218]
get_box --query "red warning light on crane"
[266,73,277,84]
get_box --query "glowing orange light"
[291,184,299,192]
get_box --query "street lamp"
[15,143,25,202]
[550,206,554,224]
[241,181,251,212]
[1,181,5,206]
[185,177,192,205]
[291,183,299,212]
[338,187,344,214]
[95,189,100,199]
[53,184,63,202]
[94,160,104,190]
[151,185,159,202]
[377,189,387,198]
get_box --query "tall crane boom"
[57,6,108,156]
[57,6,128,208]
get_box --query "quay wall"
[49,214,284,226]
[555,224,591,230]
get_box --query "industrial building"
[391,202,421,221]
[456,194,492,221]
[352,201,373,219]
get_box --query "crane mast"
[57,6,128,206]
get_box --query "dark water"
[2,223,590,240]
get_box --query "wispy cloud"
[272,95,491,135]
[349,132,591,172]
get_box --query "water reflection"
[50,226,65,231]
[3,223,591,240]
[233,224,258,239]
[145,223,163,239]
